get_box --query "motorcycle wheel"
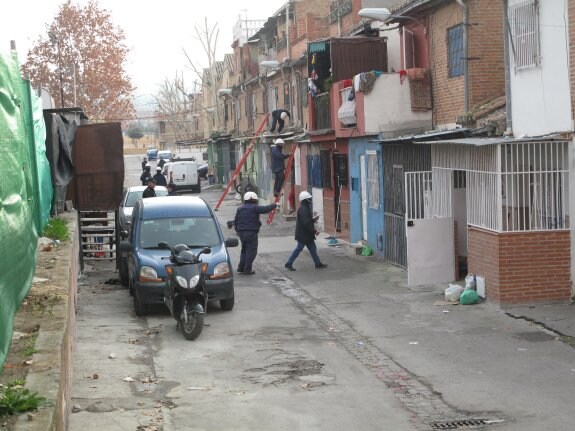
[180,307,204,340]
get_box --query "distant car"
[119,196,239,315]
[198,163,208,180]
[166,159,201,193]
[157,150,172,163]
[147,148,158,160]
[118,185,168,234]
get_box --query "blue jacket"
[271,146,289,173]
[234,202,276,232]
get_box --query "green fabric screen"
[0,49,52,368]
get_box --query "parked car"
[197,163,208,180]
[119,196,239,315]
[147,148,158,161]
[118,186,168,235]
[166,159,201,193]
[157,150,172,162]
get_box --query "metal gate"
[79,210,119,269]
[383,143,430,268]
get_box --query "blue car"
[147,148,158,161]
[119,196,239,316]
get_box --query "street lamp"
[48,31,65,108]
[358,7,425,28]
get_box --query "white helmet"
[274,138,285,146]
[244,191,258,201]
[299,191,312,202]
[155,166,162,171]
[280,111,289,121]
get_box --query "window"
[510,0,540,70]
[159,121,166,134]
[367,153,380,209]
[447,24,464,78]
[320,150,332,189]
[283,82,291,112]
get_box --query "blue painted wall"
[348,137,385,256]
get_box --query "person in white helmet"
[284,191,327,271]
[270,109,291,133]
[232,191,277,275]
[271,138,290,197]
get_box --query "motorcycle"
[158,242,211,340]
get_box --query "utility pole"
[49,31,65,108]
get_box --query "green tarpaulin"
[0,48,53,368]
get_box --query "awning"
[308,40,328,54]
[372,128,470,144]
[416,133,567,146]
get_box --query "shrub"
[43,217,70,241]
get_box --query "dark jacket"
[142,187,156,198]
[234,202,276,233]
[140,169,152,185]
[153,172,167,187]
[271,146,289,173]
[295,200,316,244]
[158,158,166,168]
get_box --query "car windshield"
[125,189,168,207]
[139,217,221,249]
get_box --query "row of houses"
[159,0,575,308]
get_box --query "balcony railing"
[328,0,353,24]
[313,93,332,130]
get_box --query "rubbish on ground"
[123,377,135,382]
[109,353,117,359]
[72,404,82,413]
[460,289,479,305]
[445,284,464,302]
[409,341,419,345]
[443,310,450,313]
[465,273,476,290]
[361,245,373,256]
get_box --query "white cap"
[274,138,285,145]
[299,191,312,202]
[244,191,258,201]
[280,111,289,121]
[145,163,151,168]
[156,166,162,170]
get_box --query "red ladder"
[267,142,297,225]
[214,113,270,211]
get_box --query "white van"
[167,159,201,193]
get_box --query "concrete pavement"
[208,185,575,430]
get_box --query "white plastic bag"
[445,284,464,302]
[465,273,476,291]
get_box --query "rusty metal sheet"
[72,123,124,210]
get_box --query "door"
[360,155,368,240]
[405,170,455,286]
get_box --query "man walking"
[153,166,167,187]
[233,192,277,275]
[271,138,290,197]
[270,109,290,133]
[140,163,152,185]
[142,178,156,198]
[285,191,327,271]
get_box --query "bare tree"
[153,73,197,143]
[183,18,223,133]
[22,0,135,121]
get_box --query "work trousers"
[238,231,259,271]
[286,240,321,267]
[273,170,285,195]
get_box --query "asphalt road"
[69,155,575,431]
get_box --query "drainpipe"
[503,0,513,134]
[455,0,469,115]
[286,2,291,61]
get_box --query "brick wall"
[430,1,505,127]
[468,227,572,307]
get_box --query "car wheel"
[119,259,129,287]
[129,277,135,296]
[220,296,234,311]
[134,290,147,316]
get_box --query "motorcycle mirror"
[158,242,169,249]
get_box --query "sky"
[2,0,287,110]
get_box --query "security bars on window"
[510,0,540,70]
